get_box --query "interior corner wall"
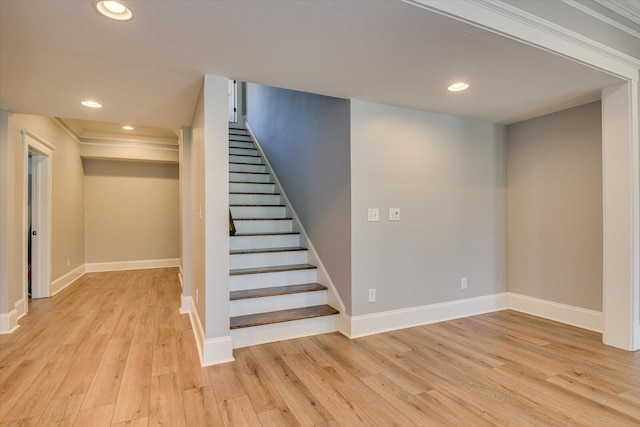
[5,113,85,303]
[83,159,180,264]
[506,101,603,311]
[350,100,506,316]
[245,83,352,313]
[0,108,10,314]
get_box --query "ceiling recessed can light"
[123,125,134,130]
[81,100,103,108]
[448,82,470,92]
[95,1,133,21]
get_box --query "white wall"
[350,100,506,316]
[83,159,180,264]
[507,102,603,311]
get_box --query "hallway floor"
[1,268,639,426]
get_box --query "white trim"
[231,315,337,349]
[346,293,508,339]
[245,123,347,317]
[593,0,640,26]
[180,294,190,314]
[186,296,205,364]
[51,265,86,295]
[202,336,234,366]
[507,293,604,333]
[79,141,178,152]
[562,0,640,40]
[15,298,26,320]
[21,129,55,151]
[405,0,640,79]
[85,258,180,273]
[0,308,19,334]
[52,118,81,142]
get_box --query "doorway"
[22,129,53,307]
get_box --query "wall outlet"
[196,289,199,303]
[67,258,70,267]
[389,208,400,221]
[368,208,380,222]
[368,288,376,303]
[461,277,468,290]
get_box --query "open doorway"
[22,130,53,307]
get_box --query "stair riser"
[230,291,327,317]
[230,135,252,142]
[229,155,262,165]
[230,315,338,349]
[230,269,317,291]
[229,148,259,156]
[230,193,281,205]
[230,234,300,251]
[230,250,308,270]
[231,206,286,219]
[230,141,255,149]
[234,219,292,233]
[230,182,276,193]
[229,173,271,183]
[229,163,266,173]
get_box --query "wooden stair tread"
[230,283,327,300]
[229,153,261,158]
[230,192,280,195]
[230,263,317,276]
[230,246,307,255]
[229,161,265,165]
[229,171,269,175]
[230,204,284,207]
[230,305,339,329]
[232,231,300,237]
[230,181,271,184]
[233,217,291,221]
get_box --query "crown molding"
[52,117,81,142]
[562,0,640,40]
[593,0,640,26]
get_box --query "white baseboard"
[346,293,509,339]
[51,265,86,295]
[180,294,191,315]
[85,258,180,273]
[0,299,24,334]
[15,298,26,320]
[185,295,234,366]
[507,292,603,332]
[202,336,234,365]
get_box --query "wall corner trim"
[507,292,604,332]
[202,336,235,366]
[0,305,20,334]
[180,294,191,315]
[347,293,509,339]
[51,265,86,296]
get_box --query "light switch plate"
[368,208,379,222]
[389,208,400,221]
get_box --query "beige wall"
[5,113,85,305]
[506,101,603,311]
[84,159,179,263]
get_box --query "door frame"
[22,129,54,304]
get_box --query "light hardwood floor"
[1,268,639,426]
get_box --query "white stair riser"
[230,141,255,149]
[230,182,275,193]
[230,148,259,156]
[231,206,286,219]
[230,291,327,317]
[229,163,266,173]
[230,234,300,251]
[229,155,262,164]
[229,173,271,183]
[230,250,308,270]
[230,193,281,205]
[231,315,338,349]
[230,269,317,291]
[234,219,292,233]
[230,135,252,141]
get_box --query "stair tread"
[230,263,317,276]
[230,204,285,207]
[229,171,269,175]
[230,246,307,255]
[230,181,272,185]
[230,305,338,329]
[234,217,291,221]
[230,192,280,195]
[229,153,262,158]
[232,231,300,237]
[229,161,265,166]
[230,283,327,300]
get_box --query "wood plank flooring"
[1,268,639,426]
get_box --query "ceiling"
[0,0,625,133]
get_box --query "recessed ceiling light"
[95,1,133,21]
[123,125,134,130]
[81,100,103,108]
[448,82,470,92]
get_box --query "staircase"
[228,124,339,348]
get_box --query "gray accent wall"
[246,83,352,314]
[350,100,506,316]
[507,101,603,311]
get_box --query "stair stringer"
[245,123,349,334]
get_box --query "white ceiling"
[0,0,624,132]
